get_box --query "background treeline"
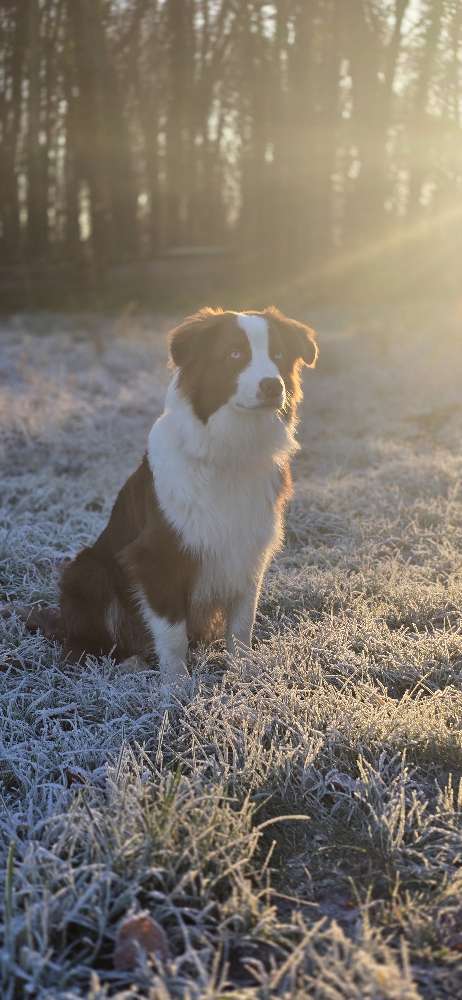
[0,0,461,309]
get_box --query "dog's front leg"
[226,578,262,657]
[138,594,189,690]
[154,618,190,688]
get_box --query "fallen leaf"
[113,912,170,970]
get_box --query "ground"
[1,303,462,999]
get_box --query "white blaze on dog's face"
[232,314,285,411]
[169,307,318,425]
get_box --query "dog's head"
[169,306,318,423]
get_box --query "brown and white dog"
[58,307,318,689]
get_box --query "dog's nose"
[258,377,284,403]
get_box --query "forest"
[0,0,460,306]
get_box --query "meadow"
[1,305,462,998]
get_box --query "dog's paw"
[117,655,150,675]
[225,643,256,676]
[226,636,252,659]
[159,674,194,707]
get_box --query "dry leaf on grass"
[113,912,170,970]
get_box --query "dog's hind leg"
[59,548,118,661]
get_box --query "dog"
[52,307,318,688]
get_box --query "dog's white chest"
[148,415,281,600]
[192,472,279,599]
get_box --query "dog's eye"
[230,350,243,360]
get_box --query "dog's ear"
[169,308,225,368]
[265,306,318,368]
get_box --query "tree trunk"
[407,0,444,219]
[26,0,49,259]
[0,3,27,264]
[164,0,194,246]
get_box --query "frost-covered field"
[1,307,462,998]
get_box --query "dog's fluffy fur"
[52,307,318,685]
